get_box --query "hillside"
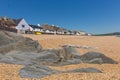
[93,32,120,36]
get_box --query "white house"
[30,25,43,32]
[79,31,86,35]
[44,30,55,34]
[14,18,30,33]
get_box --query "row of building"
[0,17,91,35]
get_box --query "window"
[22,25,25,28]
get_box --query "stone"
[19,65,60,78]
[65,67,102,73]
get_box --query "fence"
[0,26,17,33]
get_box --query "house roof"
[13,18,23,25]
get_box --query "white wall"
[33,28,40,32]
[16,19,30,30]
[45,30,55,33]
[30,27,43,32]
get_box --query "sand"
[0,34,120,80]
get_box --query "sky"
[0,0,120,34]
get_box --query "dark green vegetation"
[93,32,120,36]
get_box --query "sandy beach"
[0,34,120,80]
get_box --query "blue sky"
[0,0,120,34]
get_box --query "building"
[30,25,43,33]
[14,18,30,33]
[79,31,86,35]
[0,17,31,33]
